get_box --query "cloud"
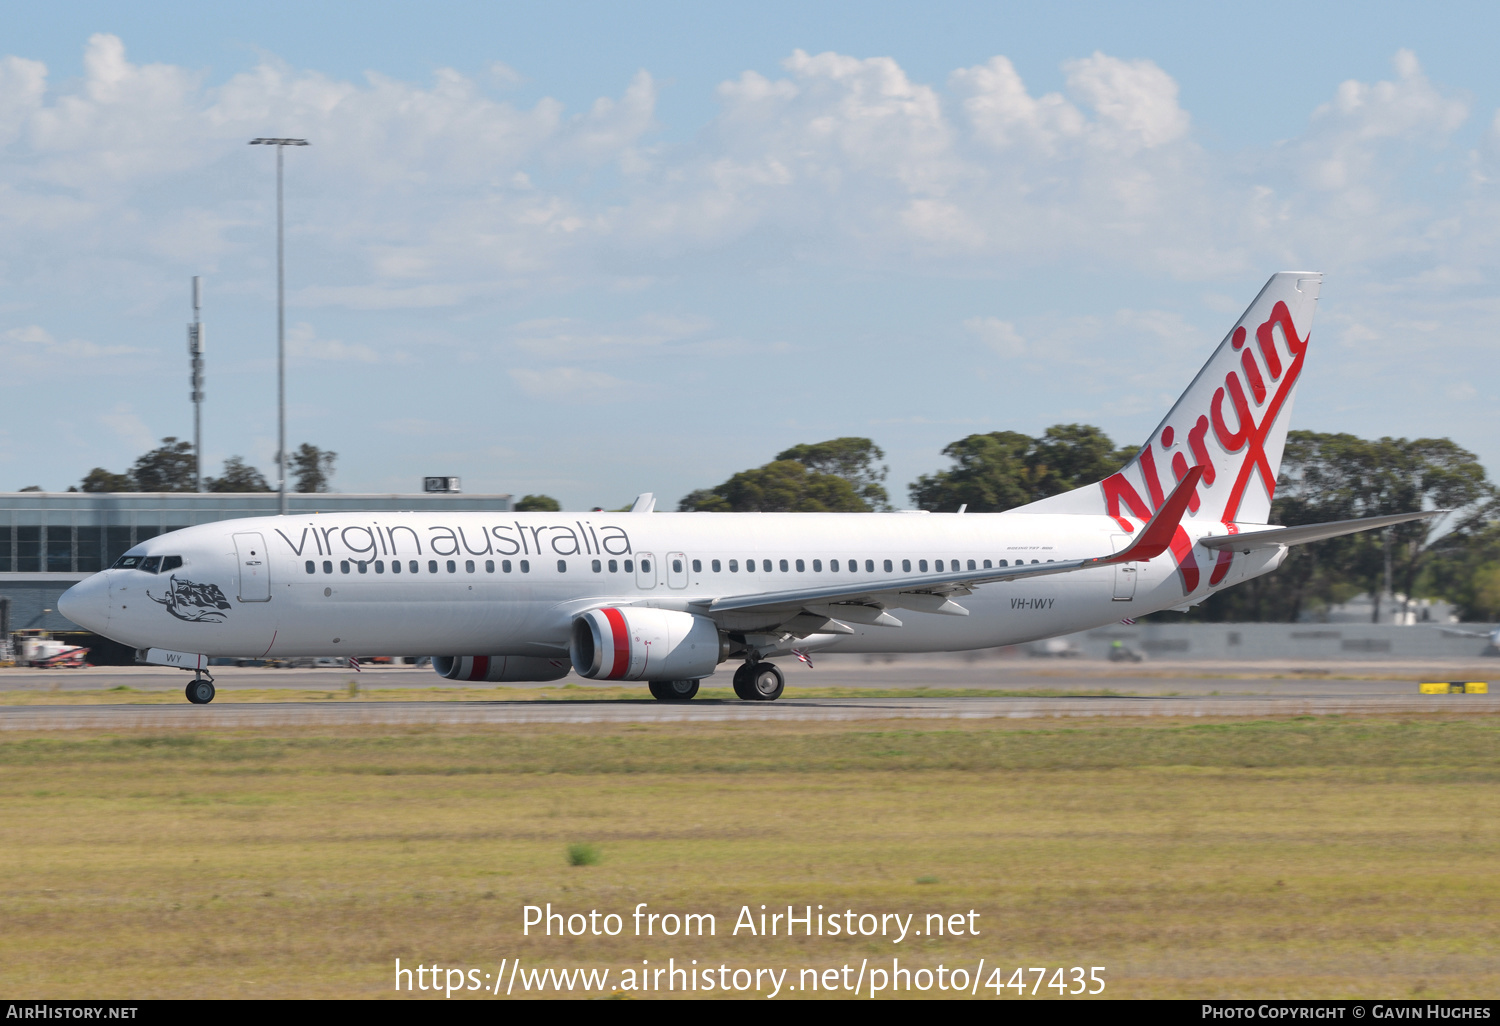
[96,403,155,452]
[285,321,395,363]
[964,316,1025,356]
[0,324,146,368]
[508,366,631,397]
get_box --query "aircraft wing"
[706,469,1201,629]
[1197,509,1446,552]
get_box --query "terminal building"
[0,489,512,660]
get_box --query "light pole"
[249,137,309,515]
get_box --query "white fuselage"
[59,509,1284,664]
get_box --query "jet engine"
[432,655,570,682]
[570,607,728,681]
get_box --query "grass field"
[1,715,1496,999]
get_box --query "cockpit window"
[139,556,163,574]
[111,554,144,570]
[161,556,183,572]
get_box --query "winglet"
[629,492,656,514]
[1104,466,1202,564]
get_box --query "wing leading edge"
[1197,509,1446,552]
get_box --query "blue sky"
[3,2,1499,507]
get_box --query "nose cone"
[59,573,110,633]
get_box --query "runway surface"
[0,660,1492,729]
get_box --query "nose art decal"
[147,575,233,623]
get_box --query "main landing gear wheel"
[647,679,700,701]
[734,662,784,702]
[185,678,216,704]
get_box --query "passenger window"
[813,559,822,572]
[902,559,911,572]
[485,560,494,573]
[592,559,602,573]
[849,560,858,573]
[983,559,991,569]
[409,560,419,573]
[795,559,805,572]
[502,560,512,573]
[673,559,683,573]
[558,560,567,572]
[358,561,368,574]
[1032,559,1039,564]
[609,559,618,572]
[968,560,977,570]
[375,560,385,573]
[640,559,650,573]
[392,560,402,574]
[323,560,333,574]
[341,560,351,574]
[999,559,1008,567]
[883,559,893,572]
[465,560,475,573]
[711,559,721,572]
[162,555,183,572]
[140,556,162,574]
[305,560,315,574]
[446,560,457,573]
[919,560,928,572]
[520,560,530,573]
[779,559,788,572]
[830,560,839,571]
[692,559,702,573]
[764,560,772,572]
[624,559,634,573]
[429,560,439,573]
[729,559,738,572]
[936,559,946,571]
[865,559,874,572]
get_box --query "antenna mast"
[189,276,204,491]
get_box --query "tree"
[515,494,561,512]
[775,438,890,510]
[18,485,41,492]
[130,437,196,492]
[80,468,134,492]
[289,444,337,493]
[679,459,868,512]
[206,457,272,493]
[909,424,1137,512]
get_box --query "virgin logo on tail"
[1101,296,1312,595]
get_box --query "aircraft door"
[234,532,272,602]
[666,551,688,589]
[635,552,657,589]
[1110,535,1136,602]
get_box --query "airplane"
[59,271,1441,705]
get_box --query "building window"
[306,561,316,574]
[47,527,72,573]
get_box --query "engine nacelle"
[571,607,726,681]
[432,655,570,682]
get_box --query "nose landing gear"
[185,670,216,705]
[732,661,784,701]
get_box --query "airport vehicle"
[15,633,91,668]
[59,272,1440,704]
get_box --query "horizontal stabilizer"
[1198,509,1446,552]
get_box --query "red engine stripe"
[602,608,630,679]
[470,655,489,681]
